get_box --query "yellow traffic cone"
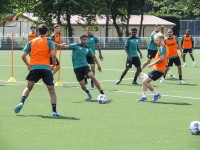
[8,77,16,82]
[55,81,63,86]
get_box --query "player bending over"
[14,24,60,116]
[137,33,169,102]
[160,29,185,84]
[55,34,104,98]
[116,28,143,85]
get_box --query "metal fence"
[180,20,200,37]
[1,36,200,50]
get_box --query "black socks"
[133,77,137,82]
[120,75,124,81]
[100,90,104,94]
[179,75,182,80]
[52,104,57,112]
[21,96,27,104]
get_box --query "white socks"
[153,90,158,95]
[184,62,186,65]
[142,91,147,98]
[167,70,172,74]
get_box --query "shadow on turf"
[16,115,80,120]
[165,82,197,86]
[146,101,192,105]
[85,98,113,104]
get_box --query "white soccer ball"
[189,121,200,135]
[97,94,107,104]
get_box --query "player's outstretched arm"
[22,52,30,71]
[96,43,103,60]
[55,43,70,49]
[92,55,102,72]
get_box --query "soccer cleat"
[132,81,139,85]
[14,103,24,113]
[151,93,161,102]
[116,80,121,85]
[193,62,196,67]
[183,64,186,67]
[168,74,176,78]
[179,80,185,84]
[91,80,94,88]
[160,78,165,83]
[136,97,147,102]
[87,88,92,98]
[52,112,60,116]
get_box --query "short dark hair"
[86,26,92,30]
[54,24,60,29]
[38,24,49,35]
[155,24,161,27]
[131,28,137,32]
[30,25,36,29]
[80,33,87,39]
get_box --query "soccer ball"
[97,94,107,104]
[189,121,200,135]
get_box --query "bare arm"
[177,43,183,58]
[22,51,30,71]
[148,55,164,68]
[137,45,143,59]
[96,42,103,60]
[125,46,132,61]
[55,43,70,49]
[51,50,56,70]
[92,55,102,72]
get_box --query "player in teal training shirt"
[54,34,105,99]
[85,26,103,88]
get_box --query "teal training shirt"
[86,35,99,55]
[148,31,158,50]
[69,43,94,69]
[125,37,139,57]
[23,38,55,71]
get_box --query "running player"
[28,25,39,43]
[181,29,196,67]
[139,24,161,76]
[14,24,60,116]
[137,33,169,102]
[116,28,143,85]
[55,34,105,98]
[49,24,61,75]
[85,26,103,88]
[160,29,185,84]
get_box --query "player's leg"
[116,67,130,85]
[189,49,196,67]
[52,58,60,75]
[174,57,185,84]
[183,49,187,67]
[141,58,152,71]
[90,63,95,88]
[132,57,141,85]
[136,76,148,101]
[160,66,169,83]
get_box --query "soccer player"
[85,26,103,88]
[14,24,60,116]
[160,29,185,84]
[139,24,161,76]
[49,24,61,75]
[28,25,39,43]
[137,33,169,102]
[116,28,143,85]
[160,26,165,36]
[181,29,196,67]
[55,34,105,98]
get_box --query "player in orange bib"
[160,29,185,84]
[181,29,196,67]
[137,33,169,102]
[14,24,60,116]
[27,25,39,43]
[49,24,61,75]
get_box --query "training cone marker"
[55,81,63,86]
[8,77,16,82]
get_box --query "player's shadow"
[147,101,192,105]
[165,82,198,86]
[118,84,159,87]
[16,115,80,120]
[85,98,113,104]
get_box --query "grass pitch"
[0,50,200,150]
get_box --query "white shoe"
[179,80,185,84]
[193,62,196,67]
[183,64,186,67]
[160,78,165,83]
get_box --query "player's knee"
[27,85,33,91]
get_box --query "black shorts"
[167,57,181,67]
[147,50,158,59]
[26,69,54,85]
[148,70,164,81]
[74,66,91,81]
[126,57,141,68]
[50,57,59,66]
[183,49,192,54]
[86,55,95,64]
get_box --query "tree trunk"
[66,13,73,43]
[105,0,112,43]
[125,14,130,37]
[139,0,145,37]
[112,14,123,42]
